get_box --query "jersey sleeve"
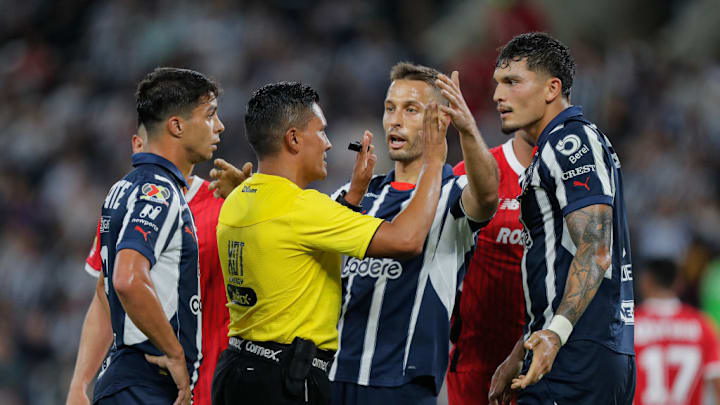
[448,175,490,234]
[116,181,180,267]
[540,126,615,216]
[85,216,102,278]
[701,315,720,379]
[291,190,383,259]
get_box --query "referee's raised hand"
[345,130,377,205]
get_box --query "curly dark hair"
[496,32,575,99]
[135,67,221,134]
[244,81,320,158]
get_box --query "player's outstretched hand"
[488,341,523,405]
[422,102,449,166]
[65,386,91,405]
[145,353,191,405]
[208,159,253,199]
[510,330,561,390]
[436,71,479,137]
[346,131,377,205]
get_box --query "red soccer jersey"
[634,298,720,405]
[447,140,526,405]
[85,175,228,405]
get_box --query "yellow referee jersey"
[217,173,383,351]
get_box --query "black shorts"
[518,340,636,405]
[212,338,333,405]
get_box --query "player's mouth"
[388,134,407,150]
[497,106,513,119]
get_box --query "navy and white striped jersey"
[329,164,487,392]
[94,153,202,399]
[518,106,634,355]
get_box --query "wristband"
[336,190,363,212]
[547,315,573,346]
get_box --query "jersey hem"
[561,195,613,217]
[116,242,157,268]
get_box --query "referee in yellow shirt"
[212,81,450,405]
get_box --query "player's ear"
[285,128,301,154]
[544,77,562,104]
[167,116,184,138]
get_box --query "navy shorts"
[94,385,176,405]
[332,377,436,405]
[518,340,635,405]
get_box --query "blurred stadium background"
[1,0,720,403]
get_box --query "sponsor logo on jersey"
[134,225,151,241]
[100,216,111,233]
[342,257,403,279]
[568,145,589,164]
[621,264,633,282]
[242,185,257,193]
[573,176,591,191]
[104,180,133,210]
[190,295,201,315]
[561,164,596,180]
[140,183,171,205]
[227,285,257,307]
[620,300,635,325]
[131,218,159,232]
[139,204,163,220]
[496,227,524,245]
[498,198,520,210]
[555,134,582,156]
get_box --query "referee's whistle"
[348,141,369,153]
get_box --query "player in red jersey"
[67,128,252,405]
[635,258,720,405]
[447,130,534,405]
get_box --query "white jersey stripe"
[402,180,454,371]
[521,243,533,341]
[541,144,568,210]
[584,126,613,198]
[537,187,558,330]
[357,276,388,384]
[116,187,139,246]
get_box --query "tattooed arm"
[511,204,613,390]
[555,205,613,323]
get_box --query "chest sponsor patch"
[140,183,171,205]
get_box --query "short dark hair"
[135,67,221,134]
[645,258,679,289]
[496,32,575,99]
[390,62,441,88]
[244,81,320,158]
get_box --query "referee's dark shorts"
[212,336,334,405]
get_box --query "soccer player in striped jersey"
[635,259,720,405]
[67,68,224,405]
[329,63,499,404]
[67,125,252,405]
[447,130,533,405]
[488,33,635,405]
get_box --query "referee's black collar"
[132,152,189,189]
[536,105,584,147]
[378,164,455,189]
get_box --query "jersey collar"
[536,105,584,148]
[132,152,189,189]
[379,164,455,189]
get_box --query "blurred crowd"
[1,0,719,403]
